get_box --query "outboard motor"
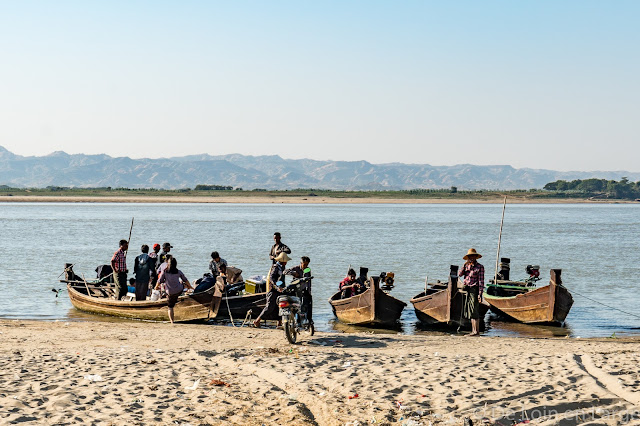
[496,258,510,281]
[525,265,540,280]
[379,271,395,291]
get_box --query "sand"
[1,320,639,425]
[0,195,623,204]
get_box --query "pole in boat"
[125,217,134,256]
[494,196,507,285]
[424,275,429,294]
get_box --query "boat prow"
[410,265,489,329]
[329,276,406,327]
[484,269,573,324]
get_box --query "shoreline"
[1,319,639,425]
[0,195,634,204]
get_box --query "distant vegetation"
[543,178,640,200]
[0,180,638,201]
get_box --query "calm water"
[1,202,639,338]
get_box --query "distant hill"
[0,146,637,190]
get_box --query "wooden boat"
[329,275,406,326]
[410,265,489,329]
[62,264,273,323]
[65,282,220,322]
[62,264,221,322]
[484,269,573,324]
[214,291,274,321]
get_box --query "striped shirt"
[112,248,127,273]
[459,261,485,294]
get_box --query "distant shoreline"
[0,195,635,204]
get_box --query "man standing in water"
[458,248,485,336]
[269,232,291,264]
[111,239,128,300]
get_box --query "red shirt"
[459,261,485,294]
[112,248,127,273]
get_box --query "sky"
[0,1,638,171]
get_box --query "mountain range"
[0,146,637,190]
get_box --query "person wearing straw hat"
[459,248,485,336]
[254,252,291,328]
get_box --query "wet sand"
[1,319,639,425]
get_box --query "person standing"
[156,258,193,324]
[254,252,290,328]
[285,256,313,325]
[269,232,291,264]
[209,251,228,278]
[148,243,160,289]
[158,242,172,271]
[110,239,128,300]
[458,248,485,336]
[134,244,152,301]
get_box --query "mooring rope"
[570,287,640,321]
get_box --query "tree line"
[543,178,640,199]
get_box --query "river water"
[1,202,638,338]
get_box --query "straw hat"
[274,252,291,263]
[463,248,482,260]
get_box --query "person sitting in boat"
[253,252,290,328]
[340,268,359,299]
[285,256,313,325]
[209,251,228,279]
[155,257,194,324]
[458,248,485,336]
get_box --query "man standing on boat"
[111,239,129,300]
[459,248,485,336]
[269,232,291,264]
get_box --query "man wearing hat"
[458,248,485,336]
[254,252,291,328]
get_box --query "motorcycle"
[276,276,315,344]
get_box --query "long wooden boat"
[329,276,406,326]
[410,265,489,329]
[484,269,573,324]
[66,282,220,322]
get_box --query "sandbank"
[0,195,622,204]
[1,319,639,425]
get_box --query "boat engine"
[379,271,395,291]
[525,265,540,283]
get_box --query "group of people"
[111,231,314,327]
[111,240,196,322]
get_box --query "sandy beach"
[0,195,623,204]
[1,320,639,425]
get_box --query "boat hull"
[329,284,406,327]
[67,284,217,322]
[411,278,489,329]
[485,281,573,324]
[214,292,275,321]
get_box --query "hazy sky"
[0,1,638,171]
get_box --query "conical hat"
[463,248,482,260]
[274,252,291,263]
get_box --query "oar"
[494,196,507,285]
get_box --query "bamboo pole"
[494,196,507,285]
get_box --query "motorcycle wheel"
[284,313,297,344]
